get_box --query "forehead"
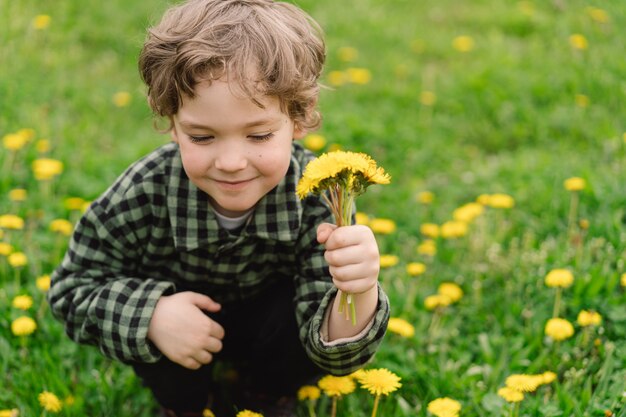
[176,79,286,127]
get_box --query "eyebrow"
[178,118,279,130]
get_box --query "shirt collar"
[167,144,304,251]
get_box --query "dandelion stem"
[370,394,381,417]
[307,400,316,417]
[567,192,579,239]
[330,397,337,417]
[552,287,562,318]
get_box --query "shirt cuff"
[319,300,376,347]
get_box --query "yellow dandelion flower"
[338,46,359,62]
[202,409,214,417]
[497,387,524,403]
[575,94,589,108]
[417,191,434,204]
[113,91,132,107]
[357,368,402,396]
[438,283,463,303]
[427,397,462,417]
[38,391,62,413]
[0,214,25,230]
[32,158,63,180]
[540,371,557,384]
[303,134,326,152]
[297,385,321,401]
[50,219,73,236]
[63,197,86,211]
[420,223,440,238]
[9,189,27,202]
[346,67,372,85]
[12,295,33,310]
[355,212,370,225]
[440,221,468,239]
[37,274,52,292]
[586,7,609,23]
[577,310,602,327]
[8,252,28,268]
[318,375,356,397]
[545,318,575,341]
[296,151,390,201]
[369,218,396,234]
[517,1,534,16]
[569,34,588,50]
[417,239,437,256]
[545,269,574,288]
[36,139,51,153]
[579,219,589,230]
[406,262,426,276]
[452,35,474,52]
[3,133,29,151]
[327,70,346,87]
[349,369,367,381]
[11,316,37,336]
[453,202,484,223]
[32,15,51,30]
[0,242,13,256]
[17,128,35,141]
[424,294,451,311]
[0,409,19,417]
[621,273,626,287]
[420,91,437,106]
[236,411,263,417]
[486,193,515,209]
[380,254,399,268]
[387,317,415,338]
[564,177,585,191]
[505,374,543,393]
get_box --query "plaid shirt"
[48,141,389,375]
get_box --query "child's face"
[171,79,305,217]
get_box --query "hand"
[148,292,224,370]
[317,223,380,294]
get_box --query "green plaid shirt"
[48,142,389,374]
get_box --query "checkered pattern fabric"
[48,142,389,374]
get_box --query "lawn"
[1,0,625,416]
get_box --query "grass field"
[1,0,626,415]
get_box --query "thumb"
[317,222,338,244]
[188,292,222,313]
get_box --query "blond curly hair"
[139,0,325,132]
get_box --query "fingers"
[187,292,222,313]
[317,222,338,244]
[322,224,374,250]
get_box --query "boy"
[47,0,390,416]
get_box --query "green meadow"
[1,0,625,415]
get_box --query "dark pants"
[131,283,323,414]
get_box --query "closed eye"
[188,135,214,143]
[249,133,274,142]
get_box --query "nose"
[214,141,248,172]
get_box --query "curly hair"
[139,0,326,132]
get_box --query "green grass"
[1,0,626,415]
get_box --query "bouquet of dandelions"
[296,150,391,325]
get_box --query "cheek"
[180,150,207,176]
[256,146,292,176]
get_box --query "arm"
[292,200,390,375]
[47,202,175,363]
[317,223,380,340]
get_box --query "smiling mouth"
[213,178,254,190]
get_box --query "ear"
[293,124,308,140]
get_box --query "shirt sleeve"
[47,189,175,364]
[292,196,390,375]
